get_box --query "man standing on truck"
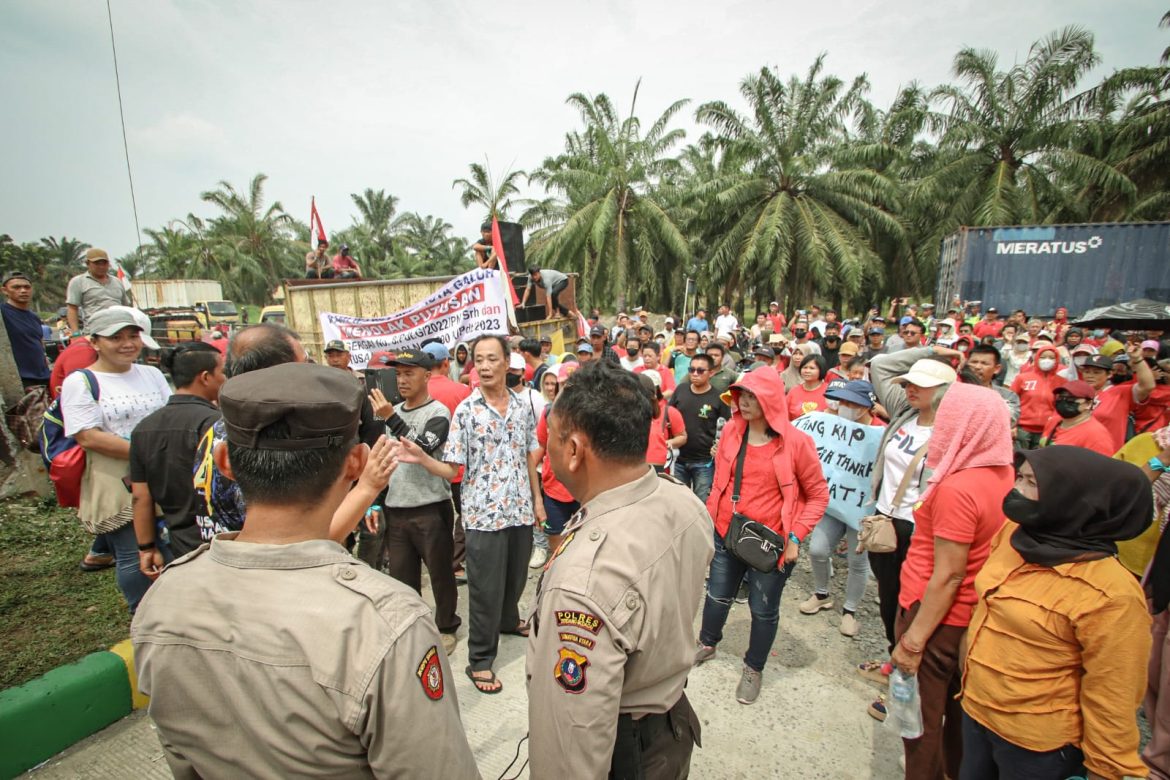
[305,238,334,279]
[66,248,132,334]
[520,268,570,319]
[331,244,362,280]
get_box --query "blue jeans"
[699,530,796,672]
[98,523,172,615]
[672,460,714,504]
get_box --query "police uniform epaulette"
[162,543,211,570]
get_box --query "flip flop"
[500,621,530,638]
[465,665,503,695]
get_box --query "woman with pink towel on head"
[887,382,1015,780]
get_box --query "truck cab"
[192,300,239,329]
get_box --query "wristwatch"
[137,541,156,551]
[1149,456,1169,474]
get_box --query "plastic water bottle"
[887,668,924,739]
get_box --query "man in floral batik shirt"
[398,335,545,695]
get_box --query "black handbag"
[723,434,787,572]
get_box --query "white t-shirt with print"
[875,418,932,521]
[61,364,172,439]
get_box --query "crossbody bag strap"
[888,444,929,513]
[731,432,749,510]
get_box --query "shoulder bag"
[856,444,928,554]
[723,433,787,572]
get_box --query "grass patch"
[0,496,128,690]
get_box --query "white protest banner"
[319,268,509,370]
[790,412,883,530]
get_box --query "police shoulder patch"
[554,647,590,694]
[415,646,444,700]
[555,610,604,634]
[558,631,596,650]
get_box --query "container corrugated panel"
[936,222,1170,318]
[132,279,223,309]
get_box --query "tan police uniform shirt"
[525,468,714,778]
[131,534,480,780]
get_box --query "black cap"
[386,349,435,369]
[1082,355,1112,371]
[220,363,362,450]
[589,325,607,337]
[2,271,30,285]
[753,345,775,358]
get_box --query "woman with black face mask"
[1037,381,1115,455]
[959,446,1152,780]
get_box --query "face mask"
[794,329,807,339]
[1073,355,1088,367]
[1037,358,1056,371]
[825,338,839,347]
[837,405,863,422]
[626,348,638,358]
[957,344,969,353]
[1054,398,1083,419]
[1002,488,1042,526]
[505,373,522,388]
[1111,373,1130,385]
[1013,342,1028,352]
[825,399,839,412]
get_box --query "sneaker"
[799,593,834,615]
[528,547,549,569]
[694,643,716,666]
[441,633,458,656]
[735,665,762,704]
[867,695,887,722]
[840,612,860,638]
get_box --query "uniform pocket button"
[589,530,600,541]
[341,568,357,581]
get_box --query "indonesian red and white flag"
[490,217,521,306]
[310,197,327,244]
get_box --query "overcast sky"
[3,0,1165,264]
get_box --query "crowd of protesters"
[10,252,1170,779]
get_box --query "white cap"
[892,359,957,388]
[106,306,160,350]
[508,352,525,370]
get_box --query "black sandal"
[465,665,503,694]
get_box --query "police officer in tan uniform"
[132,363,480,779]
[527,360,715,778]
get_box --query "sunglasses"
[689,367,709,375]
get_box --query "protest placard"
[319,268,510,369]
[790,411,883,530]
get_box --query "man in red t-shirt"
[971,307,1005,340]
[634,342,677,398]
[766,300,787,333]
[1081,349,1155,451]
[331,244,362,279]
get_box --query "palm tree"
[694,58,903,309]
[200,173,298,302]
[452,160,526,223]
[526,82,691,311]
[917,26,1133,232]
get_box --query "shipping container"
[283,273,579,362]
[131,279,238,327]
[936,222,1170,318]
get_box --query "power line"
[105,0,142,252]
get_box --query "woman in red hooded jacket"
[693,367,829,705]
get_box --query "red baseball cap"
[1056,380,1096,400]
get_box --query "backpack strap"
[80,368,100,403]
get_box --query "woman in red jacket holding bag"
[694,367,829,705]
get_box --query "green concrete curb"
[0,650,131,779]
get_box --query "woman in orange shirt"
[960,446,1152,780]
[787,354,828,419]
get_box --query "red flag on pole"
[310,197,327,244]
[490,217,521,306]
